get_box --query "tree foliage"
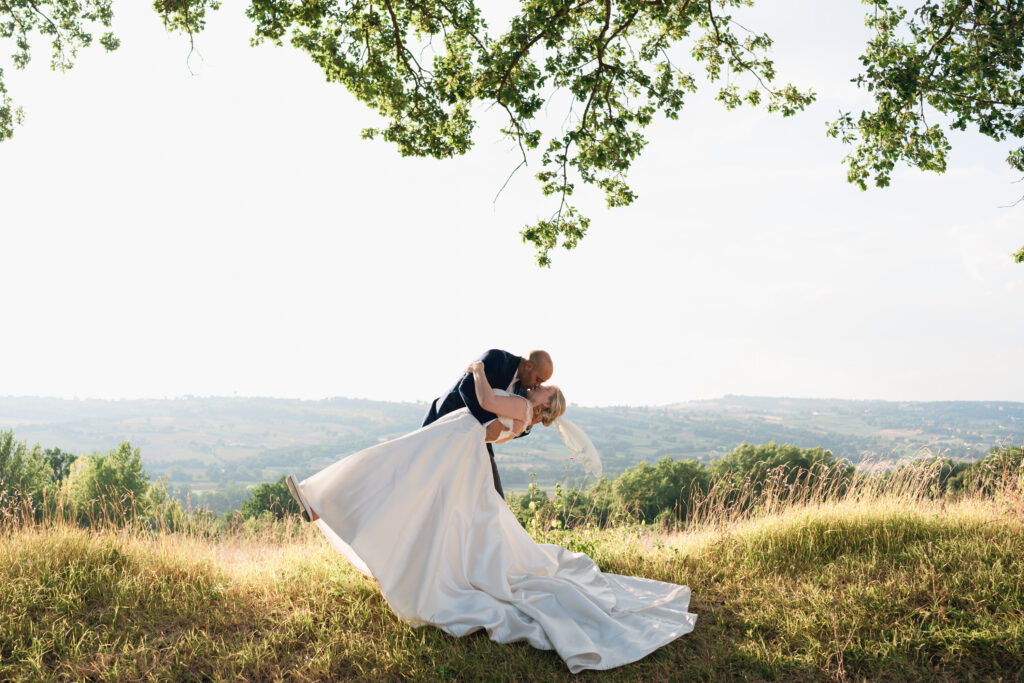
[0,0,118,140]
[244,0,816,265]
[42,446,77,483]
[239,475,300,520]
[62,441,150,526]
[0,429,49,510]
[613,456,709,522]
[929,443,1023,494]
[711,440,849,485]
[511,441,856,529]
[831,0,1024,260]
[1,0,813,264]
[2,0,1020,262]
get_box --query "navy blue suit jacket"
[422,349,528,429]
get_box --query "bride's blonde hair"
[535,387,566,427]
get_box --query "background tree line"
[509,442,1024,530]
[5,395,1019,502]
[3,428,1020,532]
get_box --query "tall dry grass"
[536,451,1024,536]
[0,455,1022,680]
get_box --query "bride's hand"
[467,361,485,374]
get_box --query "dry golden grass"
[1,460,1022,681]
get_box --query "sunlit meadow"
[1,457,1021,681]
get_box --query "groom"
[424,349,553,499]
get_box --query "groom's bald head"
[519,350,553,389]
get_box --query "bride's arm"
[467,361,530,423]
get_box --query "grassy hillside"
[2,491,1022,680]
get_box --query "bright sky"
[1,1,1021,407]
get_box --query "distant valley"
[1,395,1020,498]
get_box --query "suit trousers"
[485,443,504,499]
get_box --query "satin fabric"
[301,408,696,673]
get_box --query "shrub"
[240,476,300,520]
[948,444,1024,494]
[613,457,710,524]
[62,442,150,526]
[42,447,77,484]
[0,430,49,517]
[711,441,853,495]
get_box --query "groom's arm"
[457,373,497,424]
[457,349,515,425]
[469,361,533,421]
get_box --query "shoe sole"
[286,474,313,522]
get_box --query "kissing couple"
[287,349,696,673]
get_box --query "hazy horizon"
[2,391,1022,410]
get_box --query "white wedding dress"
[300,392,696,673]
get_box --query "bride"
[286,362,696,673]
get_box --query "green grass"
[2,496,1023,681]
